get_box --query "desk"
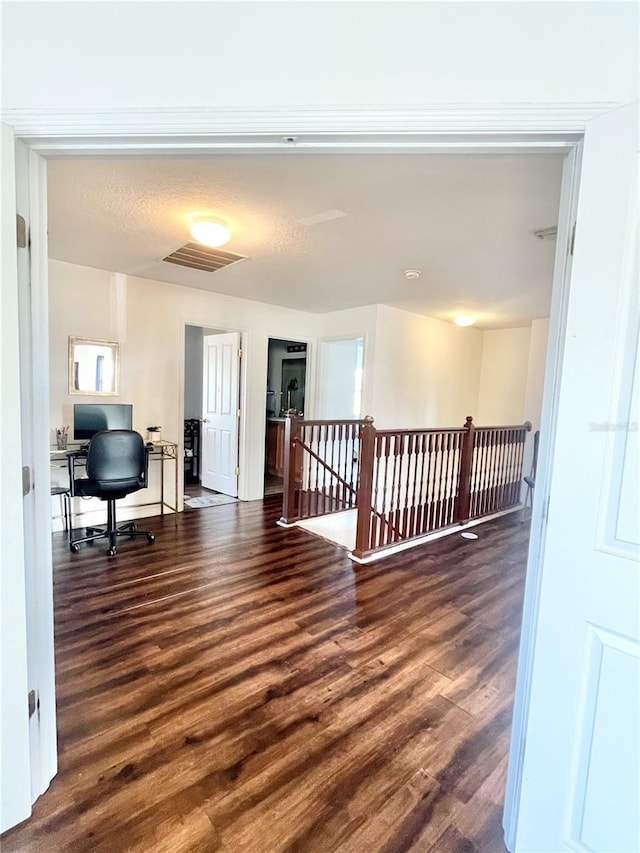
[50,440,179,528]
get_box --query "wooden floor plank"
[2,497,529,852]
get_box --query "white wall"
[523,318,550,430]
[477,327,532,425]
[1,3,637,110]
[372,305,483,429]
[49,260,320,505]
[51,261,532,518]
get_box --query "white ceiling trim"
[3,102,617,145]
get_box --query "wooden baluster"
[353,416,376,560]
[489,431,499,513]
[455,416,474,523]
[305,424,312,518]
[319,423,325,515]
[490,431,499,513]
[438,432,448,529]
[313,424,319,516]
[495,430,505,511]
[337,423,343,510]
[480,430,489,515]
[302,423,309,519]
[416,433,427,535]
[329,424,336,511]
[500,430,508,507]
[470,430,480,517]
[432,433,441,529]
[500,430,508,509]
[377,433,388,546]
[424,432,433,532]
[395,435,404,542]
[408,433,419,538]
[456,432,464,522]
[399,435,408,539]
[508,429,516,505]
[370,432,381,547]
[445,432,455,525]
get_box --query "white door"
[1,125,32,833]
[512,103,639,851]
[1,129,57,832]
[201,332,240,496]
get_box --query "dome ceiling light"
[190,217,231,248]
[454,315,477,327]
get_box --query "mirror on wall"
[68,336,120,395]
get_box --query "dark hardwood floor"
[2,498,529,852]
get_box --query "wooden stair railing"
[352,416,531,560]
[280,415,367,525]
[280,414,532,560]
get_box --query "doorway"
[317,337,364,419]
[8,115,608,844]
[183,324,240,508]
[265,338,308,496]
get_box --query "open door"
[510,102,639,851]
[201,332,240,497]
[1,128,56,832]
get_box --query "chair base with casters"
[69,497,155,556]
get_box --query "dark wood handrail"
[375,427,466,437]
[291,418,368,427]
[473,422,533,432]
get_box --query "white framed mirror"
[68,336,120,395]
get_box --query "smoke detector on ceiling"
[404,269,421,280]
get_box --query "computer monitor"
[73,403,133,441]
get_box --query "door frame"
[316,334,367,420]
[179,319,248,504]
[5,101,619,838]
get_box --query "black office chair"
[70,430,155,556]
[523,429,540,519]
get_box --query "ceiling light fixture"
[404,269,421,280]
[190,218,231,248]
[454,315,477,327]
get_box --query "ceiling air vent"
[162,241,246,273]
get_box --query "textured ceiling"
[47,153,563,329]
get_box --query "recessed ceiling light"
[454,315,477,327]
[404,269,421,280]
[190,218,231,248]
